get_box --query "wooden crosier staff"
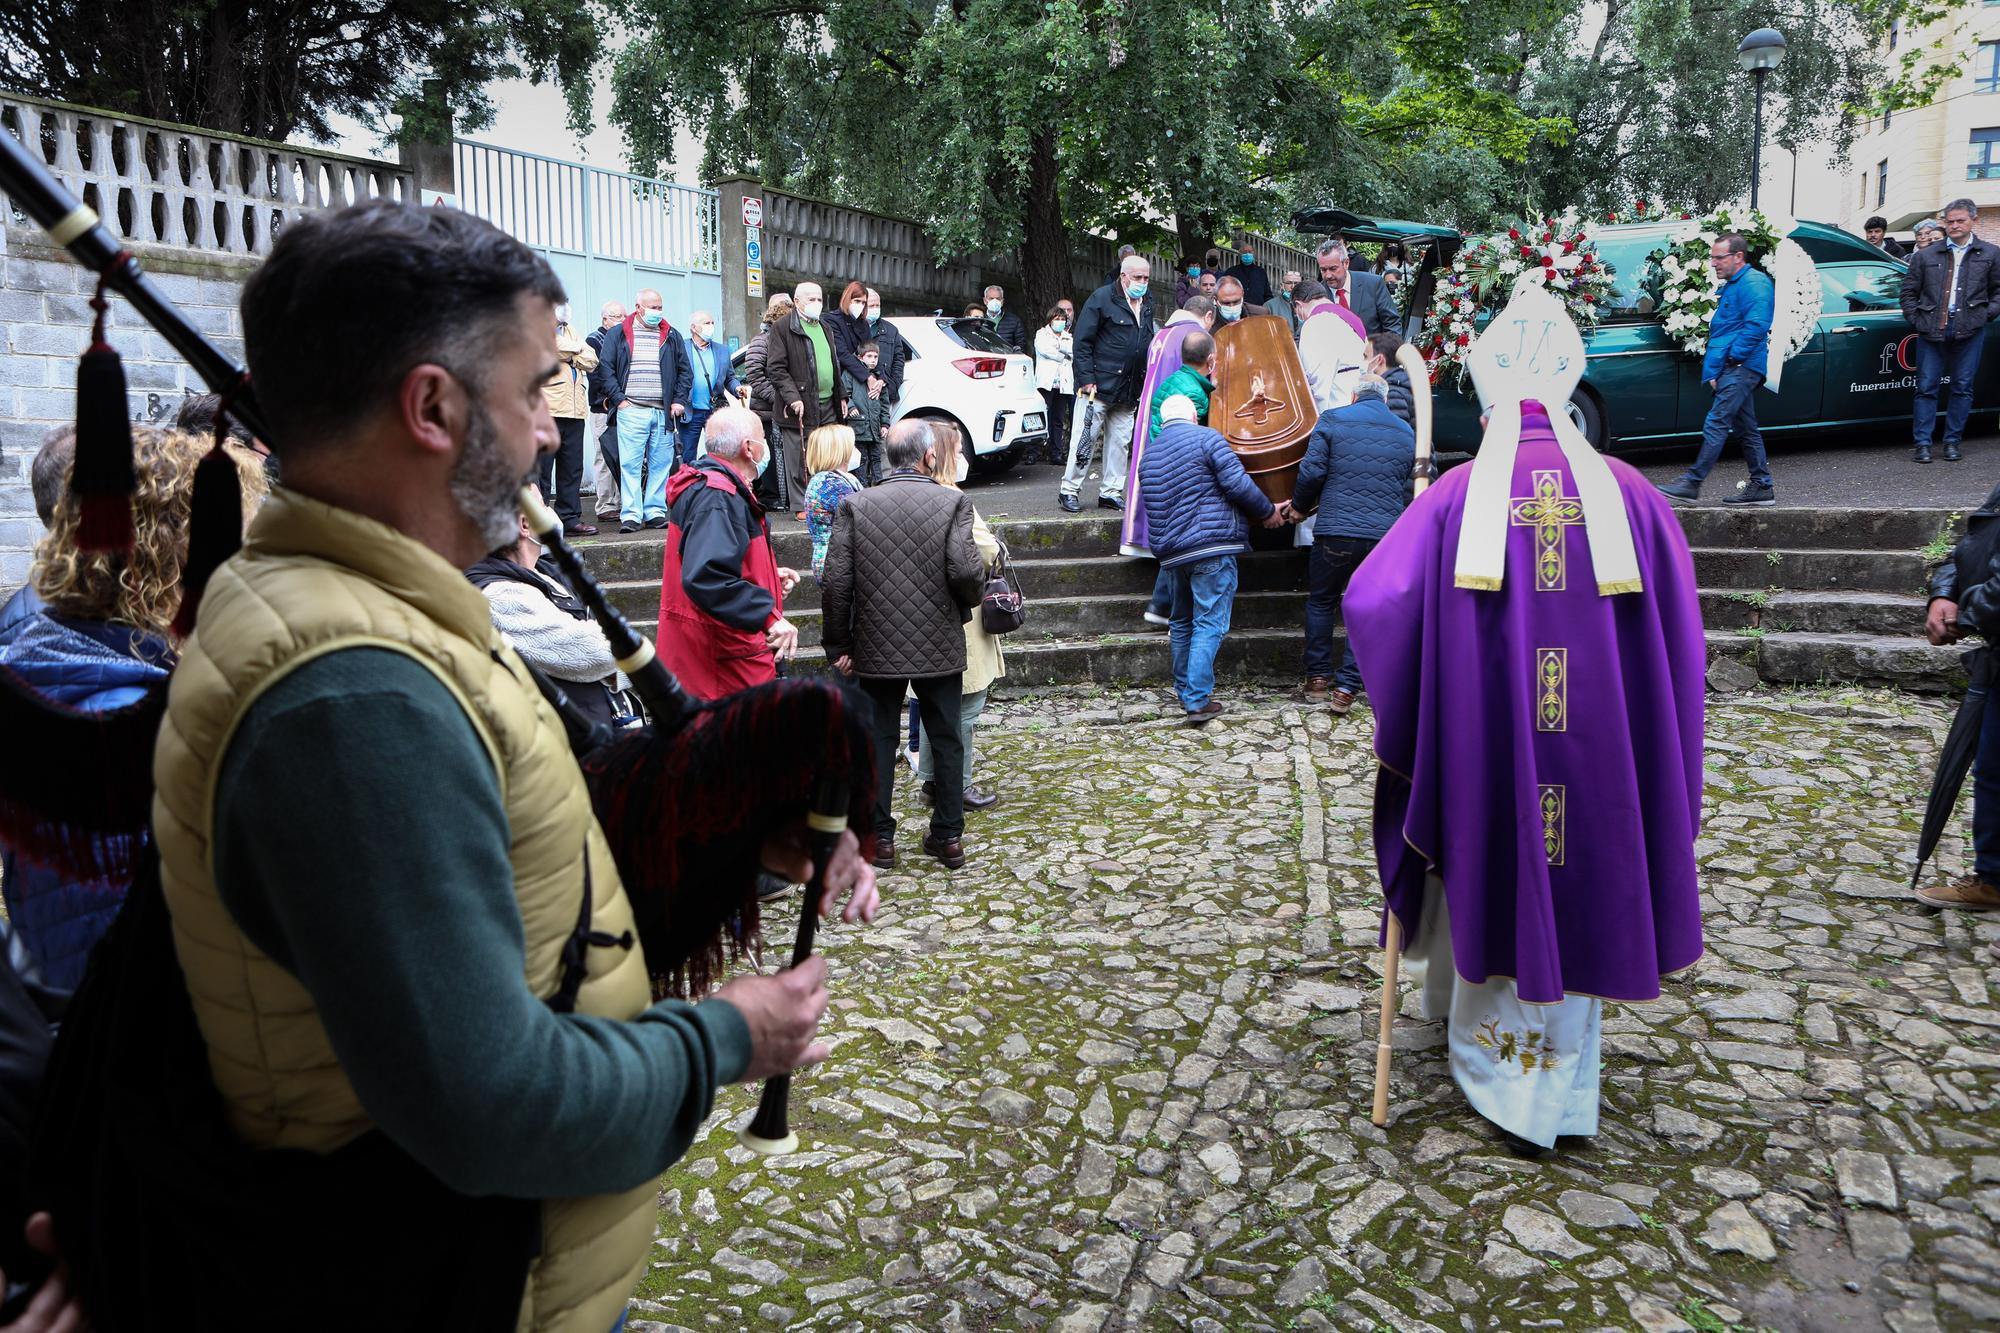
[1371,343,1435,1129]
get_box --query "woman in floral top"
[804,423,862,579]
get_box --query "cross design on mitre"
[1233,372,1286,427]
[1509,469,1585,592]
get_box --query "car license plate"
[1024,412,1045,432]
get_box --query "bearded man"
[137,200,876,1326]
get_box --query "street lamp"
[1738,28,1788,210]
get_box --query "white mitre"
[1452,278,1644,596]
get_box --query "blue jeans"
[677,406,712,466]
[1303,534,1375,692]
[1682,363,1770,489]
[1978,676,2000,883]
[1168,554,1238,710]
[1913,327,1984,447]
[1147,566,1172,619]
[616,406,673,524]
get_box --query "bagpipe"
[0,128,874,1123]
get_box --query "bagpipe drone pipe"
[0,126,877,1003]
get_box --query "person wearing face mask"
[1174,256,1205,309]
[979,285,1028,352]
[828,280,874,401]
[1061,253,1158,513]
[1222,236,1272,307]
[678,310,740,469]
[589,286,689,532]
[766,282,850,519]
[1033,305,1075,466]
[1213,275,1269,325]
[657,406,803,698]
[861,289,909,407]
[1268,269,1304,336]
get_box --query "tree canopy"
[0,0,596,145]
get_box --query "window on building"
[1972,129,2000,180]
[1979,42,2000,93]
[1878,159,1889,206]
[1884,108,1893,133]
[1890,20,1900,50]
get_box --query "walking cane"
[1371,344,1435,1128]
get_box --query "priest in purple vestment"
[1342,279,1706,1153]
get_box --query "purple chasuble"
[1343,402,1706,1004]
[1120,320,1198,555]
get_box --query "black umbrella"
[1914,647,1994,889]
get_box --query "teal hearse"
[1293,207,1992,453]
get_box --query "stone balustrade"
[1,92,411,258]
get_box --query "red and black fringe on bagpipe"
[583,677,876,999]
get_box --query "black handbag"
[980,539,1026,635]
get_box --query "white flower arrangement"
[1651,206,1792,370]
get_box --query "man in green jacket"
[1150,329,1217,439]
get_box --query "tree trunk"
[1019,127,1070,315]
[1175,215,1212,263]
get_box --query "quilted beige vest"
[152,488,655,1331]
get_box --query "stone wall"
[0,226,257,588]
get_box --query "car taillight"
[952,356,1007,380]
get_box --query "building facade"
[1846,8,2000,241]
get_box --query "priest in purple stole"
[1343,281,1706,1152]
[1121,309,1209,557]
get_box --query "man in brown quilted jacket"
[822,420,986,870]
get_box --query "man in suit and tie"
[1315,239,1399,338]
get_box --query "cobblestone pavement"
[629,685,2000,1333]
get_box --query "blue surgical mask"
[640,309,664,328]
[1187,265,1201,277]
[867,309,880,325]
[1126,283,1149,300]
[986,298,1003,314]
[1241,251,1255,263]
[755,443,771,477]
[1219,304,1242,321]
[1052,319,1067,333]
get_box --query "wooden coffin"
[1213,315,1314,505]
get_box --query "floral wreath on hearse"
[1417,208,1615,386]
[1645,203,1818,388]
[1419,201,1819,393]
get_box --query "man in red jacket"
[656,407,803,698]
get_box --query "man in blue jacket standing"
[1658,233,1776,507]
[1139,394,1287,724]
[1291,374,1416,715]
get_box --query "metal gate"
[453,139,725,337]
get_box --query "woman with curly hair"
[0,426,268,994]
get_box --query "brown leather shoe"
[563,521,599,537]
[963,786,1001,811]
[1326,688,1357,715]
[922,832,966,869]
[1184,700,1223,726]
[1916,874,2000,911]
[1302,676,1332,702]
[869,838,896,871]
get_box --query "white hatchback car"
[884,316,1047,472]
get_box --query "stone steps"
[574,505,1965,692]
